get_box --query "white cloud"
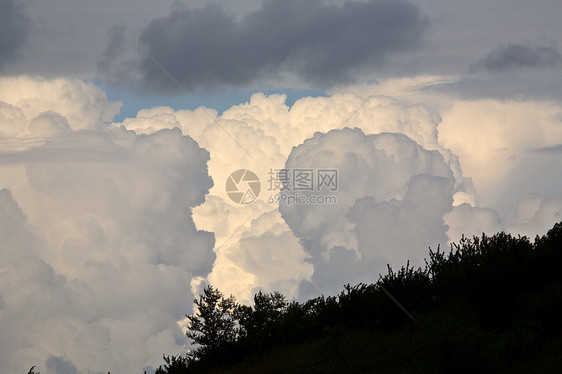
[0,77,121,131]
[0,77,213,374]
[119,89,477,302]
[118,85,561,301]
[438,99,562,211]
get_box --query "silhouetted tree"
[236,290,287,340]
[185,285,239,361]
[155,354,189,374]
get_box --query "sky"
[1,0,562,373]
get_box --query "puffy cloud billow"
[122,90,495,307]
[0,77,214,374]
[280,128,456,295]
[117,84,562,304]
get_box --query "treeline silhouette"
[157,222,562,373]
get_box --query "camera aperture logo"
[225,169,261,204]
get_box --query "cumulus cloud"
[111,76,562,304]
[470,42,562,73]
[4,75,562,373]
[163,86,560,299]
[279,128,456,295]
[0,188,99,374]
[119,88,478,302]
[444,191,562,244]
[444,203,504,242]
[99,0,428,92]
[0,78,214,374]
[506,192,562,238]
[436,99,562,212]
[0,77,121,132]
[0,0,30,70]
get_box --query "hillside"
[157,222,562,374]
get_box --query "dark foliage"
[156,221,562,373]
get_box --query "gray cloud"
[97,25,128,85]
[421,74,562,102]
[279,128,456,296]
[45,356,79,374]
[470,42,562,73]
[0,0,30,70]
[100,0,427,92]
[530,144,562,154]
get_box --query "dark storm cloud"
[470,42,562,73]
[101,0,427,92]
[0,0,30,70]
[97,25,128,83]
